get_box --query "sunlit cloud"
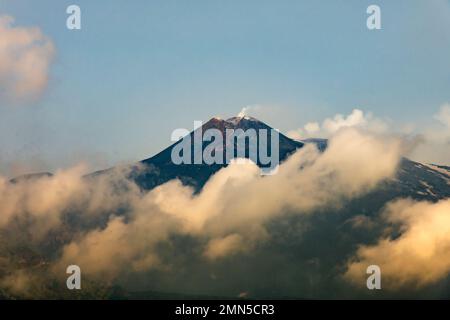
[287,109,389,140]
[345,198,450,290]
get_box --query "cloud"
[0,125,404,294]
[286,106,450,166]
[237,105,262,118]
[345,198,450,290]
[55,216,168,280]
[0,165,86,239]
[54,127,402,280]
[0,270,37,297]
[434,103,450,128]
[287,109,389,140]
[322,109,368,133]
[203,234,245,260]
[408,103,450,165]
[0,163,142,241]
[0,15,55,105]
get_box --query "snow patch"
[422,163,450,185]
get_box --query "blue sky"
[0,0,449,176]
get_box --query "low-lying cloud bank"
[57,128,402,277]
[2,111,450,296]
[345,198,450,290]
[0,127,404,295]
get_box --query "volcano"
[120,115,304,191]
[7,115,450,299]
[15,115,450,200]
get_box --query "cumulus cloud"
[287,109,389,140]
[345,198,450,290]
[0,15,55,104]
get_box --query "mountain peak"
[225,115,258,125]
[202,115,264,130]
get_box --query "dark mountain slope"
[130,116,304,191]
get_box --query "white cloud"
[434,103,450,128]
[322,109,368,133]
[287,109,389,140]
[237,105,262,118]
[0,15,55,105]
